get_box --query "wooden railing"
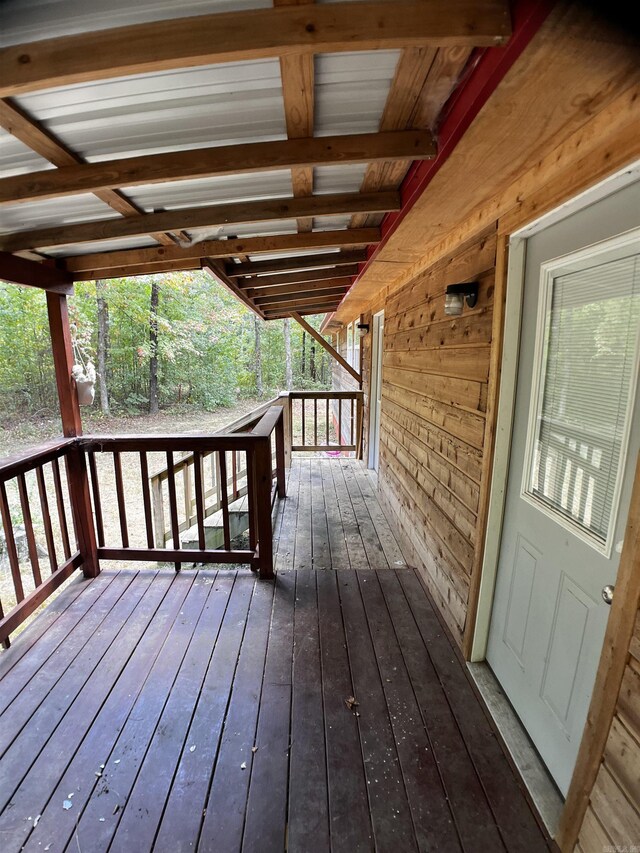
[0,439,83,646]
[290,390,364,454]
[79,404,286,580]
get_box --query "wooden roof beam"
[240,267,357,290]
[1,191,399,252]
[0,131,435,206]
[253,284,349,305]
[70,259,203,282]
[202,259,265,319]
[225,248,366,277]
[62,228,380,274]
[0,99,177,247]
[0,252,72,293]
[0,2,511,97]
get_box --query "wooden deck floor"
[0,461,550,853]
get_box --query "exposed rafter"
[0,2,511,98]
[0,131,435,206]
[62,228,380,275]
[239,267,357,290]
[202,259,265,319]
[1,191,399,252]
[0,99,177,247]
[253,283,350,304]
[225,249,366,278]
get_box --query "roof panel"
[312,215,352,231]
[0,129,53,178]
[0,0,271,47]
[0,194,118,236]
[16,61,287,162]
[126,171,293,213]
[314,164,368,194]
[45,235,159,257]
[315,51,400,136]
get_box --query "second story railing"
[290,390,364,455]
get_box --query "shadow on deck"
[0,461,550,852]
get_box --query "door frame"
[471,159,640,662]
[469,159,640,847]
[368,309,384,470]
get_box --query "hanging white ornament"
[71,361,96,406]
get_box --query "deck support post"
[254,437,274,580]
[46,292,99,578]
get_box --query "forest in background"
[0,270,331,426]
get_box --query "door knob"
[602,585,615,605]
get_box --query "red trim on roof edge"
[323,0,556,331]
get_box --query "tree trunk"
[283,317,293,391]
[310,340,316,381]
[301,331,306,377]
[96,279,110,414]
[149,280,159,414]
[254,315,263,399]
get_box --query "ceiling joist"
[225,249,366,278]
[239,266,357,290]
[0,2,511,98]
[0,99,178,247]
[253,283,350,305]
[62,228,380,274]
[0,131,435,206]
[1,191,399,253]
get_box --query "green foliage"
[0,271,331,422]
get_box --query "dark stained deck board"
[0,471,550,853]
[242,570,295,853]
[286,568,331,853]
[310,459,332,570]
[339,463,390,570]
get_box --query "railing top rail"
[78,434,268,453]
[289,390,363,400]
[216,395,285,435]
[250,405,283,439]
[0,437,74,481]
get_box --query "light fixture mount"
[444,281,479,316]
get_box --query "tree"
[283,317,293,390]
[149,280,159,414]
[254,315,263,399]
[96,279,110,414]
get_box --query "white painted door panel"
[487,181,640,795]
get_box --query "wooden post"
[254,437,274,580]
[275,409,287,499]
[276,393,292,469]
[46,292,99,577]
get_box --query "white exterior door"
[368,311,384,471]
[487,182,640,795]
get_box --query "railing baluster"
[218,451,231,551]
[183,459,193,527]
[338,399,343,448]
[350,396,355,447]
[193,451,206,551]
[139,451,155,548]
[87,451,105,547]
[314,397,318,447]
[52,456,71,560]
[113,451,129,548]
[0,481,24,603]
[36,465,58,573]
[151,475,166,548]
[246,450,257,555]
[17,472,42,588]
[326,398,329,446]
[232,450,238,501]
[165,451,181,571]
[301,397,306,447]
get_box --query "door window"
[524,242,640,552]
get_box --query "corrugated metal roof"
[314,164,368,194]
[126,171,293,214]
[0,130,53,178]
[315,51,400,136]
[16,60,287,162]
[0,195,118,236]
[312,215,351,231]
[0,0,272,47]
[188,220,299,244]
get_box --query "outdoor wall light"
[444,282,479,316]
[356,323,370,336]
